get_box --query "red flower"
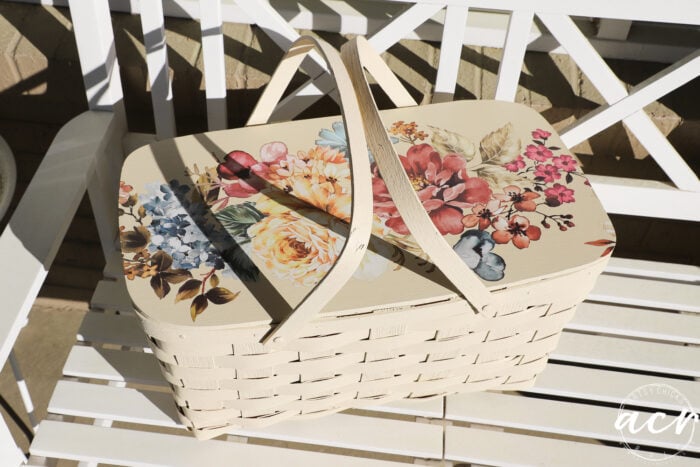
[492,215,542,249]
[544,183,575,203]
[462,199,504,230]
[504,155,526,172]
[552,154,578,172]
[525,144,553,162]
[532,129,551,140]
[534,164,561,183]
[217,150,267,198]
[494,185,540,212]
[373,143,492,236]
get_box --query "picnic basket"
[118,36,615,439]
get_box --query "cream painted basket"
[118,36,615,439]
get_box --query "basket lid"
[119,101,614,328]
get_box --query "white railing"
[6,0,700,62]
[9,0,700,222]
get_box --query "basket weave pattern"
[138,260,604,438]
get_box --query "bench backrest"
[68,0,699,217]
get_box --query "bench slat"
[567,302,700,344]
[139,0,176,139]
[445,425,700,467]
[605,258,700,282]
[589,274,700,313]
[200,0,228,131]
[77,313,148,348]
[446,392,700,452]
[64,346,161,385]
[553,332,700,377]
[48,381,443,459]
[527,363,700,411]
[91,279,133,312]
[32,420,409,467]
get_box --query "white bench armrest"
[0,110,123,369]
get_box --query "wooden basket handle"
[341,36,493,315]
[247,36,374,348]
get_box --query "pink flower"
[524,144,553,162]
[217,150,267,198]
[461,199,504,230]
[504,155,526,172]
[259,142,288,163]
[118,181,134,206]
[374,143,492,236]
[494,185,540,212]
[492,215,542,249]
[552,154,578,172]
[531,129,551,140]
[544,183,575,204]
[534,164,561,183]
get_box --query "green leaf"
[161,269,192,284]
[216,202,265,226]
[190,295,208,321]
[215,202,266,239]
[150,274,171,299]
[209,273,220,288]
[479,123,521,165]
[120,226,151,253]
[205,287,239,305]
[176,279,202,303]
[429,126,476,161]
[218,223,249,240]
[222,243,260,281]
[473,164,523,188]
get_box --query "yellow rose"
[247,209,345,287]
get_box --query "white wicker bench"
[0,1,698,465]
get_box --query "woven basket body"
[119,37,615,439]
[138,258,605,438]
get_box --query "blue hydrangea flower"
[316,121,348,154]
[453,230,506,281]
[316,121,399,163]
[140,181,234,276]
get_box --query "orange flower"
[492,215,542,249]
[495,185,540,212]
[389,120,428,143]
[461,199,504,230]
[264,146,352,222]
[303,145,347,164]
